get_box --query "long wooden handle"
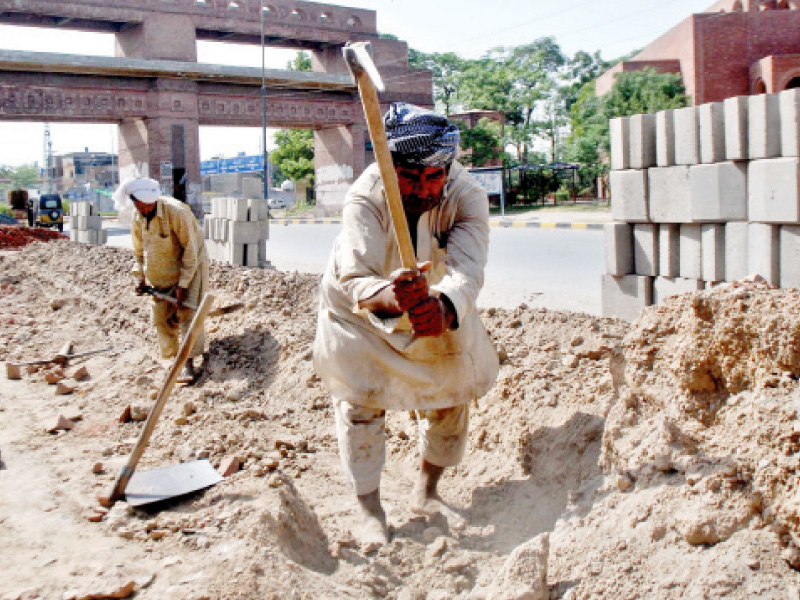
[353,72,417,269]
[101,293,215,506]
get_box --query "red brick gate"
[0,0,433,214]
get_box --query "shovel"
[99,293,222,508]
[6,342,113,379]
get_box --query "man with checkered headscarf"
[314,103,499,547]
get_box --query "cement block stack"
[203,197,270,268]
[604,89,800,321]
[69,201,107,245]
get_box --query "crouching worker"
[313,103,499,547]
[114,177,209,384]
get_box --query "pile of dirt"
[1,240,799,600]
[0,225,66,249]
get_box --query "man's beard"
[404,195,440,215]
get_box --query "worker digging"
[113,177,210,385]
[314,100,500,548]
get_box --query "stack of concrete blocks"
[604,88,800,321]
[69,201,107,245]
[204,197,270,268]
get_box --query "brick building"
[596,0,800,104]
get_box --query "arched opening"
[786,76,800,89]
[777,0,790,8]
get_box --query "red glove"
[408,296,456,338]
[390,263,430,312]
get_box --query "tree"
[409,50,467,115]
[269,51,315,198]
[564,68,689,195]
[457,38,566,164]
[456,118,503,168]
[270,129,314,184]
[0,163,39,197]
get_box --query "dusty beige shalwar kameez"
[314,162,499,494]
[131,196,209,359]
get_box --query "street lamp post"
[260,1,269,201]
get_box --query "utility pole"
[260,1,270,201]
[43,124,53,194]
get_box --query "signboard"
[469,169,503,196]
[160,161,173,177]
[201,155,265,176]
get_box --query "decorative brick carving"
[0,85,148,118]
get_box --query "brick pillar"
[314,122,367,216]
[118,79,202,214]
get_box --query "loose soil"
[1,240,799,600]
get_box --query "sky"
[0,0,718,167]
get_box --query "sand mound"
[1,241,800,599]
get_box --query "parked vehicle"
[267,198,287,209]
[30,194,64,232]
[6,189,29,224]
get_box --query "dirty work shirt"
[313,161,499,411]
[131,196,209,359]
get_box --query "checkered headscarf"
[384,103,460,168]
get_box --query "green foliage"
[270,129,314,185]
[0,163,39,195]
[409,50,467,115]
[286,51,312,72]
[456,118,503,167]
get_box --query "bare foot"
[410,486,467,532]
[410,460,467,531]
[356,490,389,551]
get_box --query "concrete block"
[212,197,225,219]
[229,243,246,266]
[601,274,653,322]
[699,102,726,164]
[748,223,780,286]
[609,117,630,171]
[748,158,800,223]
[656,109,676,167]
[690,161,748,222]
[203,217,211,238]
[780,88,800,157]
[649,166,691,223]
[229,221,268,244]
[75,215,103,230]
[633,224,658,277]
[724,95,749,160]
[216,219,228,242]
[725,222,749,282]
[702,224,726,282]
[98,229,108,245]
[228,197,249,222]
[674,106,700,165]
[629,114,657,169]
[69,228,78,241]
[249,198,269,222]
[653,277,705,305]
[680,224,703,280]
[780,226,800,288]
[610,169,649,222]
[245,243,260,267]
[605,223,634,276]
[659,224,680,277]
[748,93,781,159]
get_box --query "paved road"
[83,220,605,315]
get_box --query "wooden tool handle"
[354,72,417,270]
[101,293,215,506]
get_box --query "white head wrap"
[113,177,161,210]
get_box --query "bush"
[554,185,571,202]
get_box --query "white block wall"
[69,201,107,245]
[203,197,271,268]
[605,92,800,321]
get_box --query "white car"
[267,198,287,209]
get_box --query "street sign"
[201,155,265,176]
[469,169,503,196]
